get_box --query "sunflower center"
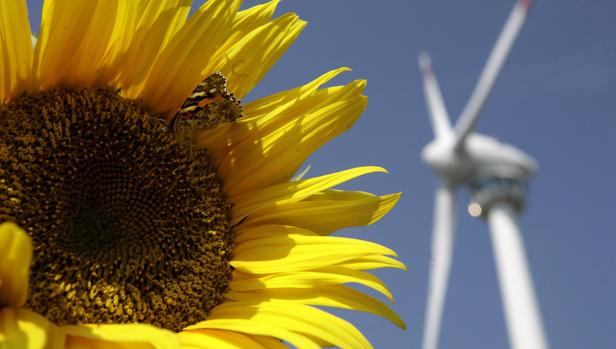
[0,88,234,331]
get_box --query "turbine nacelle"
[423,132,538,187]
[422,136,471,185]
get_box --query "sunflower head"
[0,1,405,348]
[2,86,235,331]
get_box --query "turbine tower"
[419,1,549,349]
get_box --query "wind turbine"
[419,1,549,349]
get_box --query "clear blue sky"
[25,1,616,348]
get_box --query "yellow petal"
[185,321,318,349]
[243,67,352,122]
[99,1,144,65]
[138,0,240,114]
[64,323,180,349]
[118,1,192,97]
[0,0,32,101]
[193,302,372,349]
[217,81,367,197]
[232,225,406,272]
[338,255,408,271]
[0,307,65,349]
[240,191,401,235]
[231,234,397,274]
[99,0,190,85]
[209,13,306,100]
[0,222,32,308]
[226,285,406,329]
[179,329,272,349]
[209,0,281,65]
[67,1,122,86]
[231,166,387,219]
[230,266,394,301]
[234,233,396,258]
[233,224,316,244]
[195,67,351,153]
[249,335,288,349]
[33,1,121,89]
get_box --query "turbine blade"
[422,183,457,349]
[419,50,453,140]
[454,0,533,149]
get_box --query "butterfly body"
[169,72,243,142]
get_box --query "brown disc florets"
[0,87,234,331]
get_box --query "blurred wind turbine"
[419,1,549,349]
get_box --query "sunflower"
[0,1,405,348]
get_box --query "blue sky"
[25,1,616,348]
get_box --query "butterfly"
[168,72,243,143]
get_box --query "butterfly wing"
[172,72,243,134]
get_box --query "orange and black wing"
[170,72,243,132]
